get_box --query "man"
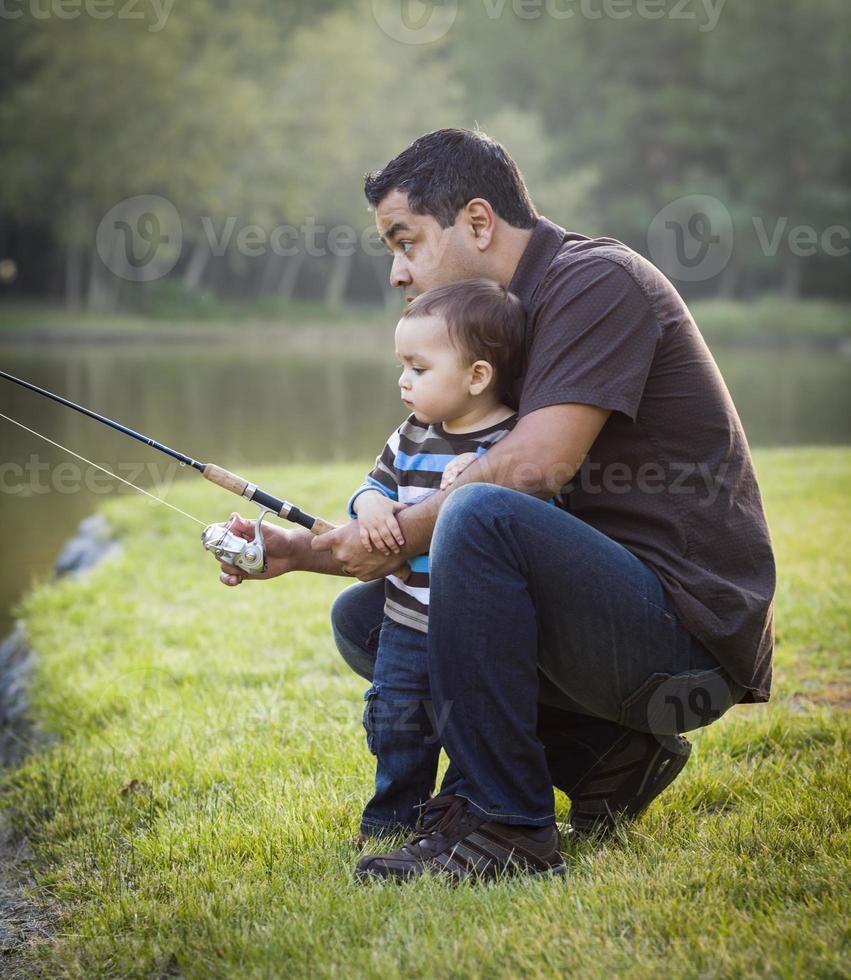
[219,128,775,882]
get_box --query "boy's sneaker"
[355,795,566,882]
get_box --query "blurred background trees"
[0,0,848,313]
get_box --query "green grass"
[2,450,849,978]
[1,297,849,344]
[0,298,382,336]
[691,297,851,342]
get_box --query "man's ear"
[465,199,496,251]
[469,359,495,395]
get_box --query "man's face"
[375,189,485,303]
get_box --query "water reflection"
[0,342,849,637]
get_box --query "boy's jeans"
[357,618,440,835]
[333,484,747,829]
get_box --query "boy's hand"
[440,452,479,491]
[354,492,407,556]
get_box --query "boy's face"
[376,190,485,303]
[395,315,482,425]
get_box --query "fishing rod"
[0,369,336,574]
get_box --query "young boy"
[348,277,527,840]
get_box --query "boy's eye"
[412,367,425,375]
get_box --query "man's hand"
[311,519,409,581]
[216,512,306,587]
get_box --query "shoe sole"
[355,859,567,883]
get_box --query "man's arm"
[311,402,610,580]
[218,517,348,587]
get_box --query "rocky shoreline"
[0,513,121,972]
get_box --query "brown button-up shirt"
[509,218,775,702]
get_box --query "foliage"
[0,0,849,308]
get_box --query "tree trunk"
[717,253,741,299]
[182,236,211,289]
[86,228,123,312]
[782,248,802,299]
[371,255,399,312]
[259,250,281,295]
[65,237,84,311]
[323,252,353,306]
[277,250,305,300]
[64,201,87,311]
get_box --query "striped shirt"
[348,413,517,633]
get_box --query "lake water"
[1,341,849,638]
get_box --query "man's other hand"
[311,520,407,580]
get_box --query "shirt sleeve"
[518,256,661,422]
[347,428,401,518]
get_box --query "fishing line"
[0,370,339,574]
[0,411,206,527]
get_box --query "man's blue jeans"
[332,484,746,828]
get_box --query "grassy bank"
[1,297,850,346]
[1,449,849,978]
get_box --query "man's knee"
[434,483,512,545]
[330,582,383,682]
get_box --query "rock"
[54,513,122,578]
[0,623,35,770]
[0,514,120,969]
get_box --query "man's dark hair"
[401,278,526,399]
[364,128,539,230]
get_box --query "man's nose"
[390,254,411,288]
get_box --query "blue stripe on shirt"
[394,451,457,472]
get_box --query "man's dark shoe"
[355,795,566,881]
[537,707,692,836]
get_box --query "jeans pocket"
[618,666,745,735]
[363,684,380,755]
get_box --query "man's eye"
[400,241,414,254]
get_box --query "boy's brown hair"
[401,278,526,399]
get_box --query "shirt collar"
[507,216,567,309]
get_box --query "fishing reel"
[201,509,272,574]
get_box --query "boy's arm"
[311,402,609,579]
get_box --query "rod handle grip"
[203,464,248,496]
[309,517,336,536]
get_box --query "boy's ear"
[468,359,494,395]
